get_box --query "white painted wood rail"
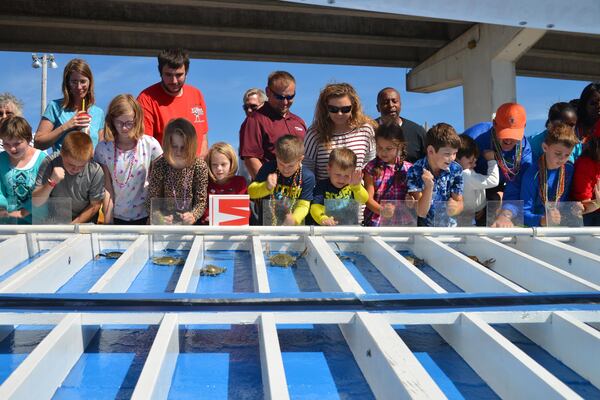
[0,235,28,277]
[174,236,203,293]
[259,312,290,400]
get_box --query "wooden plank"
[0,314,98,399]
[0,235,93,293]
[259,313,290,400]
[305,236,365,293]
[511,236,600,286]
[131,314,179,400]
[89,235,149,293]
[362,236,445,294]
[0,235,28,277]
[434,313,581,399]
[252,237,270,293]
[514,311,600,389]
[174,236,203,293]
[341,312,445,399]
[412,236,526,293]
[461,236,600,292]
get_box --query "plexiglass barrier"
[151,198,193,225]
[323,199,360,225]
[545,201,584,227]
[377,200,418,227]
[486,200,524,227]
[32,197,72,224]
[262,198,302,226]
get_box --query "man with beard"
[375,87,426,163]
[138,48,209,158]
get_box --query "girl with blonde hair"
[94,94,163,224]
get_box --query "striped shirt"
[303,123,376,180]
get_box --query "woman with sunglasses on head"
[34,58,104,152]
[304,83,376,181]
[94,94,163,224]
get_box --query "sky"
[0,50,591,146]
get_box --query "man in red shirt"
[239,71,306,180]
[137,48,209,158]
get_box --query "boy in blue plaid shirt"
[407,123,464,226]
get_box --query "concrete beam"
[407,24,545,127]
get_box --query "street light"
[31,53,58,115]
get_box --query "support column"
[407,24,545,128]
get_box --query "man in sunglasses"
[375,87,426,164]
[138,48,209,158]
[242,88,267,117]
[239,71,307,180]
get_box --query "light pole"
[31,53,58,115]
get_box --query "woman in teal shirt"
[34,58,104,151]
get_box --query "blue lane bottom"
[340,252,398,293]
[394,325,498,399]
[278,325,375,400]
[52,327,158,399]
[128,250,187,293]
[196,250,254,294]
[266,252,321,293]
[0,326,52,384]
[58,253,121,293]
[168,325,263,400]
[0,250,47,283]
[492,324,600,398]
[397,250,463,293]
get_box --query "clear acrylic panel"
[378,200,418,227]
[262,198,300,226]
[32,197,72,224]
[323,199,360,226]
[432,201,461,227]
[545,201,584,227]
[150,198,192,225]
[486,200,524,227]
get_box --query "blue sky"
[0,50,590,146]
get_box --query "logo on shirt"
[294,126,304,132]
[325,186,353,200]
[191,106,205,123]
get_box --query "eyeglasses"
[69,79,89,87]
[269,89,295,101]
[113,120,135,130]
[327,105,352,114]
[243,104,259,112]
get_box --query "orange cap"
[493,103,526,141]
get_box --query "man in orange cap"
[464,103,532,200]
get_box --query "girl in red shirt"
[572,120,600,226]
[199,142,248,224]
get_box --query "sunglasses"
[269,89,295,101]
[243,104,259,111]
[327,105,352,114]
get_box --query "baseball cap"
[493,103,526,141]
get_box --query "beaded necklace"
[491,132,522,181]
[112,141,138,188]
[270,165,303,225]
[168,163,193,211]
[538,154,566,205]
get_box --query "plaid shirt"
[363,156,412,226]
[407,157,464,227]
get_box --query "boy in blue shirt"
[249,134,315,225]
[500,122,579,227]
[310,147,368,225]
[407,123,464,226]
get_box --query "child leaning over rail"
[310,147,367,225]
[248,134,315,225]
[498,122,579,227]
[407,123,464,227]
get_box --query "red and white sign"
[209,195,250,226]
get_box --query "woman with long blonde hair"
[303,83,376,180]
